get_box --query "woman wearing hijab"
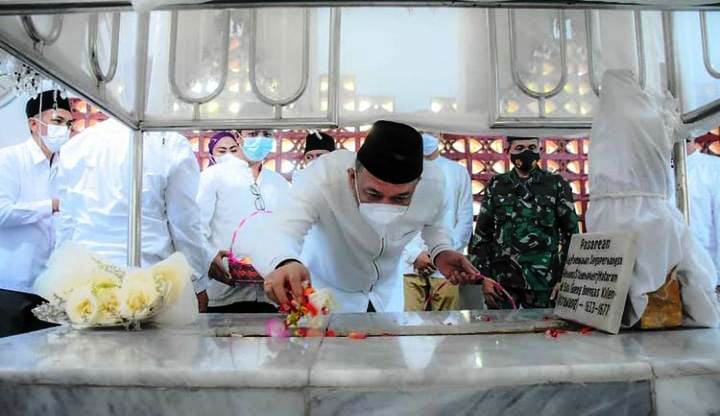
[206,131,241,166]
[197,131,289,313]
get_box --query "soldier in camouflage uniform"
[469,136,579,309]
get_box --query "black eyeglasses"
[250,183,266,211]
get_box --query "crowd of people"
[1,89,717,337]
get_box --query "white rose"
[94,286,121,325]
[65,286,100,325]
[149,253,191,304]
[118,270,161,320]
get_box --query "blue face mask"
[242,136,274,162]
[421,133,439,156]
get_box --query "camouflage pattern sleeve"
[552,176,580,284]
[468,177,496,277]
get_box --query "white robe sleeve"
[422,193,454,262]
[196,169,217,244]
[53,160,75,248]
[0,155,53,227]
[401,232,425,273]
[452,164,474,252]
[165,140,210,293]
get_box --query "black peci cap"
[304,131,337,154]
[356,120,423,184]
[25,90,71,119]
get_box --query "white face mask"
[215,153,237,165]
[353,173,408,235]
[39,122,70,153]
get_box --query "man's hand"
[413,251,436,277]
[196,290,209,312]
[208,250,233,286]
[52,199,60,213]
[482,278,504,308]
[434,250,481,285]
[263,261,311,306]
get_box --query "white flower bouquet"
[32,243,198,329]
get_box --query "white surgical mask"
[39,121,70,153]
[215,153,238,165]
[354,174,407,235]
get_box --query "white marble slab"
[0,326,321,388]
[0,385,306,416]
[655,375,720,416]
[309,332,653,388]
[156,312,295,336]
[603,328,720,378]
[1,310,720,416]
[310,382,653,416]
[327,308,568,336]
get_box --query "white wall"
[0,96,32,149]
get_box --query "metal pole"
[140,117,339,131]
[700,11,720,79]
[634,10,647,90]
[127,12,149,267]
[662,11,678,98]
[584,10,601,96]
[128,129,143,266]
[327,8,342,126]
[681,97,720,124]
[673,141,690,224]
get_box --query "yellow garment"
[639,266,683,329]
[404,274,459,311]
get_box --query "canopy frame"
[1,3,718,262]
[2,1,720,16]
[585,10,647,97]
[87,11,121,89]
[168,10,231,120]
[248,8,311,120]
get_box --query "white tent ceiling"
[0,2,718,135]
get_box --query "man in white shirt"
[55,118,223,311]
[0,90,73,337]
[686,137,720,289]
[402,133,474,311]
[237,130,292,212]
[198,130,290,313]
[236,121,496,313]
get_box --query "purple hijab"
[207,131,239,165]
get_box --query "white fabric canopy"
[586,69,720,328]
